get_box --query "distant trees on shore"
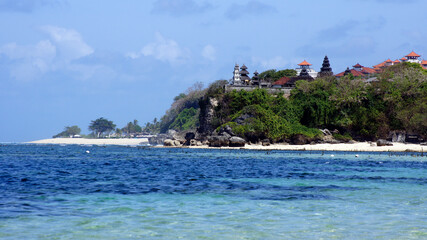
[53,126,81,138]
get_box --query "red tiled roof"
[336,69,365,77]
[353,63,363,68]
[298,60,312,66]
[400,57,407,61]
[273,76,291,85]
[361,67,376,74]
[393,59,400,63]
[373,61,386,68]
[421,60,427,65]
[385,59,393,63]
[405,51,421,57]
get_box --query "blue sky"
[1,0,426,142]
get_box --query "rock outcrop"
[376,139,393,146]
[148,134,168,145]
[229,137,246,147]
[198,97,218,136]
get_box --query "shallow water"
[0,144,426,239]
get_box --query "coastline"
[27,138,426,153]
[27,138,149,146]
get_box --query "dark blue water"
[1,144,426,239]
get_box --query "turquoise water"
[0,145,426,239]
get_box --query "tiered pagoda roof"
[405,51,421,58]
[298,60,312,66]
[319,56,333,77]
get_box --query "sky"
[1,0,426,142]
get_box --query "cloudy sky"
[1,0,426,142]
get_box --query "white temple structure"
[232,64,242,85]
[296,60,318,78]
[404,51,421,64]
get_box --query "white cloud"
[201,44,216,61]
[127,32,189,64]
[0,26,94,81]
[41,25,94,62]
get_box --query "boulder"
[376,139,393,146]
[208,135,230,147]
[163,139,175,146]
[261,139,270,146]
[148,134,168,145]
[291,134,309,145]
[168,129,185,142]
[229,136,246,147]
[189,139,202,146]
[219,125,235,136]
[163,139,182,147]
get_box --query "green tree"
[53,125,81,138]
[89,117,116,138]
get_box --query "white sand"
[28,138,425,152]
[28,138,148,146]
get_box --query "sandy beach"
[28,138,149,146]
[27,138,426,152]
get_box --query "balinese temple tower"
[296,60,318,78]
[252,70,260,86]
[318,56,333,77]
[232,64,242,85]
[405,51,421,64]
[239,64,251,84]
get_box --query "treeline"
[144,62,426,142]
[53,118,145,138]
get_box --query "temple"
[232,64,241,85]
[296,60,318,78]
[229,50,425,92]
[336,63,376,78]
[318,56,333,77]
[405,51,421,63]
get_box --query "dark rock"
[406,134,422,143]
[261,139,270,146]
[198,97,219,135]
[291,134,308,145]
[184,132,196,145]
[229,136,246,147]
[376,139,393,146]
[185,132,196,141]
[148,134,168,145]
[208,135,230,147]
[219,125,235,136]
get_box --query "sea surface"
[0,144,426,239]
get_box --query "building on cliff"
[295,60,318,78]
[336,63,376,78]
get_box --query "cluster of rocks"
[148,130,206,147]
[149,126,424,148]
[206,126,246,147]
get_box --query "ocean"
[0,144,426,239]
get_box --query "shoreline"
[26,138,426,153]
[27,138,149,146]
